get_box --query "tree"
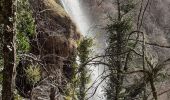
[77,37,93,100]
[1,0,17,99]
[15,0,36,97]
[104,0,170,100]
[0,22,3,75]
[105,0,134,99]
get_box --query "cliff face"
[28,0,80,99]
[142,0,170,60]
[81,0,170,59]
[81,0,170,99]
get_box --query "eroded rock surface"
[28,0,80,99]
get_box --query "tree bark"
[149,75,158,100]
[1,0,17,99]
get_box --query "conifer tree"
[78,37,93,100]
[105,0,134,99]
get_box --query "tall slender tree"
[105,0,134,99]
[1,0,17,99]
[78,37,93,100]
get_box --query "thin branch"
[128,39,170,48]
[157,88,170,97]
[85,75,109,100]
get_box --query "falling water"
[60,0,105,100]
[60,0,90,35]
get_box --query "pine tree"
[77,37,93,100]
[105,0,134,99]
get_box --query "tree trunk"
[115,0,123,100]
[149,75,158,100]
[1,0,17,100]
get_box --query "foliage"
[16,0,35,53]
[64,96,72,100]
[78,37,93,62]
[104,0,134,100]
[106,18,132,34]
[120,0,135,14]
[65,61,79,100]
[15,0,37,98]
[25,64,41,85]
[64,37,93,100]
[104,0,170,100]
[77,37,93,100]
[106,18,133,52]
[14,90,23,100]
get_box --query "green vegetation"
[16,0,35,53]
[25,65,41,85]
[0,0,38,98]
[77,37,93,100]
[64,37,93,100]
[1,0,170,100]
[105,0,135,100]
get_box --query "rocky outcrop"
[27,0,81,99]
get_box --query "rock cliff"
[27,0,80,99]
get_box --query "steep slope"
[27,0,80,99]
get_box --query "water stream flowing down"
[60,0,90,36]
[60,0,105,100]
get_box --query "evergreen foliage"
[64,37,93,100]
[105,0,135,100]
[77,37,93,100]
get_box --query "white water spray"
[60,0,105,100]
[60,0,90,36]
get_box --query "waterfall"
[60,0,90,35]
[60,0,105,100]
